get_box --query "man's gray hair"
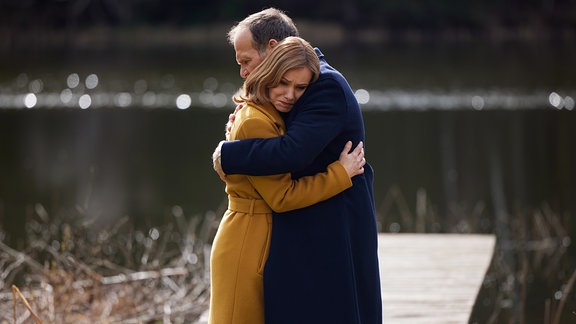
[227,8,299,54]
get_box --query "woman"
[209,37,365,324]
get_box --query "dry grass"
[0,203,222,323]
[376,186,575,323]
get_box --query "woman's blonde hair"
[234,36,320,105]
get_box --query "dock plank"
[198,233,496,323]
[379,233,496,324]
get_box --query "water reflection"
[176,94,192,110]
[79,94,91,109]
[24,93,37,108]
[2,77,575,112]
[363,89,574,111]
[549,91,575,110]
[29,79,43,93]
[114,92,132,107]
[60,88,73,104]
[85,74,99,89]
[67,73,80,88]
[1,77,575,324]
[354,88,370,104]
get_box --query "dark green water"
[1,108,574,231]
[1,42,575,322]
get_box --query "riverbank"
[2,22,575,53]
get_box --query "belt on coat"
[228,196,272,214]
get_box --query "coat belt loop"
[249,199,255,215]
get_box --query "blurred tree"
[0,0,574,44]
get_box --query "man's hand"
[212,140,226,181]
[225,104,244,140]
[217,103,244,180]
[339,141,365,177]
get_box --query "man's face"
[234,28,265,78]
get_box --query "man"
[213,8,382,324]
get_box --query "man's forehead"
[235,48,256,59]
[233,28,254,46]
[232,28,263,61]
[235,42,260,59]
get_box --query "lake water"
[1,41,575,322]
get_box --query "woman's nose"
[285,87,295,99]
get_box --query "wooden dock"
[198,233,496,323]
[379,233,496,323]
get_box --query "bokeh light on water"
[0,72,241,110]
[85,74,99,89]
[549,91,575,110]
[176,94,192,109]
[353,89,575,111]
[79,94,91,109]
[24,93,37,108]
[67,73,80,88]
[2,73,574,111]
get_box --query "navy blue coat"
[220,48,382,324]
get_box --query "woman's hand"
[339,141,365,177]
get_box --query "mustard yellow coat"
[209,101,352,324]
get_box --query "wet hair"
[235,36,320,105]
[227,8,299,55]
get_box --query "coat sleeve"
[234,115,352,213]
[221,77,346,176]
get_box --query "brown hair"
[234,37,320,105]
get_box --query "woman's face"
[269,67,312,113]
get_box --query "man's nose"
[240,67,249,78]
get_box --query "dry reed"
[0,203,223,324]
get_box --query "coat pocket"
[257,214,273,276]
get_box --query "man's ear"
[268,38,279,50]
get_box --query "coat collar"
[248,101,285,134]
[314,47,324,60]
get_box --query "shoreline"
[2,22,574,53]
